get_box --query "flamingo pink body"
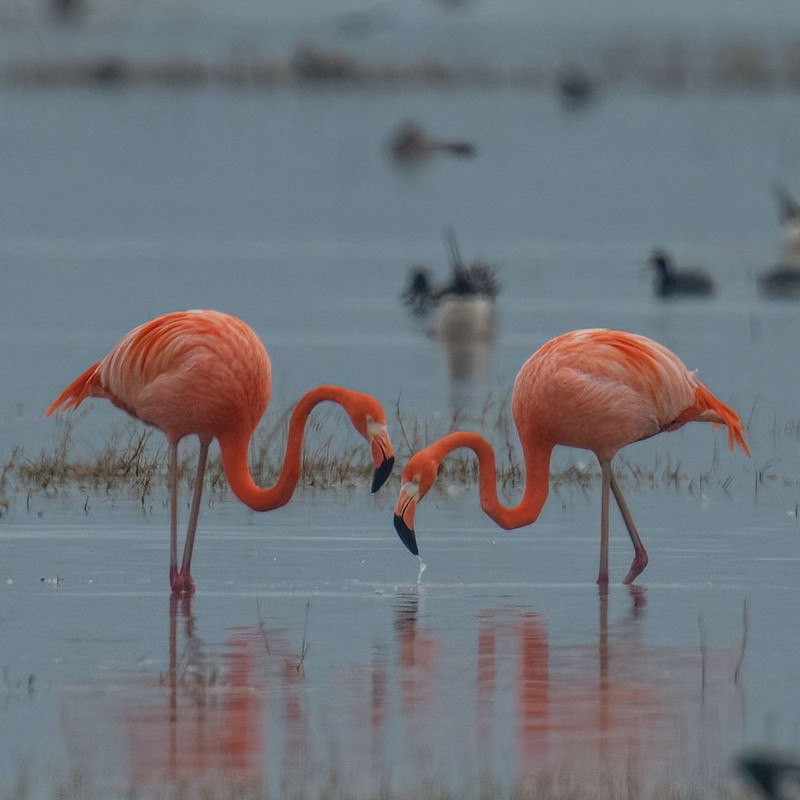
[46,310,395,593]
[394,328,749,585]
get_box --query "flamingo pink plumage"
[46,310,395,594]
[393,329,750,585]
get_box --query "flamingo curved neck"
[219,385,354,512]
[429,431,552,529]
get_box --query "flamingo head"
[343,393,395,492]
[393,449,439,556]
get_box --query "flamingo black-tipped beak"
[371,456,395,493]
[394,482,420,555]
[368,424,395,493]
[393,512,419,556]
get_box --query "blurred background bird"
[388,120,476,165]
[759,183,800,297]
[401,230,499,381]
[648,248,715,298]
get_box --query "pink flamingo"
[393,329,749,585]
[46,310,395,593]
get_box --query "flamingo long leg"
[177,440,210,591]
[598,460,611,586]
[608,470,649,584]
[169,441,179,587]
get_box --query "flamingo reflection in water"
[339,589,745,791]
[126,597,309,795]
[479,590,744,786]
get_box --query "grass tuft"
[0,395,757,514]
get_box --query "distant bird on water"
[393,329,749,585]
[648,249,715,298]
[401,230,499,317]
[758,263,800,298]
[402,234,499,380]
[555,64,596,110]
[46,310,395,594]
[389,121,476,165]
[774,182,800,249]
[737,749,800,800]
[759,183,800,297]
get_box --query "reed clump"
[5,36,800,93]
[0,395,746,513]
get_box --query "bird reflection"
[126,596,268,793]
[394,591,437,710]
[473,587,743,785]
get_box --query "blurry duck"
[648,249,715,298]
[401,232,499,380]
[737,749,800,800]
[401,231,499,319]
[555,64,596,110]
[759,183,800,297]
[758,263,800,297]
[389,121,476,165]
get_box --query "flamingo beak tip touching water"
[393,482,420,555]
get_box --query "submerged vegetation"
[0,394,763,516]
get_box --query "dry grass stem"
[0,396,757,513]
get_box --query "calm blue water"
[1,494,799,798]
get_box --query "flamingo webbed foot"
[622,551,649,585]
[170,566,196,594]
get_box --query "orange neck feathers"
[426,431,553,529]
[219,385,358,512]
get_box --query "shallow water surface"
[2,489,799,797]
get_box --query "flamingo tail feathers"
[682,382,750,456]
[45,362,103,417]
